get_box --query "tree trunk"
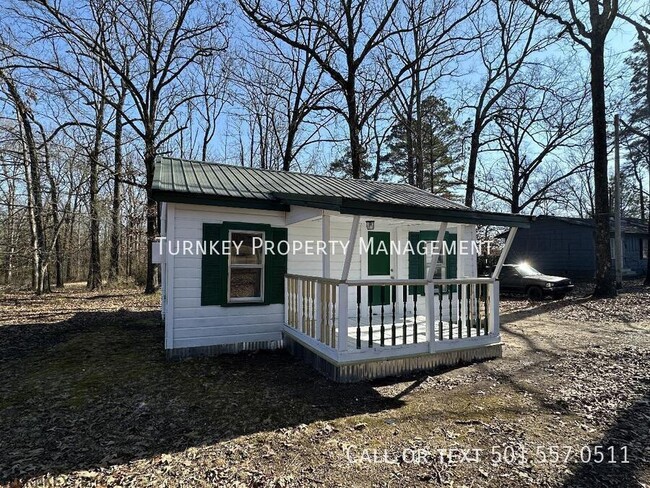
[2,71,48,294]
[282,122,297,171]
[346,78,362,179]
[591,39,617,297]
[87,145,103,290]
[40,133,64,288]
[144,138,159,294]
[348,116,363,179]
[643,31,650,286]
[109,85,126,282]
[405,107,415,186]
[87,91,106,290]
[465,120,481,208]
[414,73,424,189]
[3,173,16,285]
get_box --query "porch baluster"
[292,278,298,328]
[466,284,472,338]
[438,285,443,341]
[331,283,337,347]
[413,289,418,343]
[483,283,489,335]
[368,287,373,347]
[320,282,326,343]
[391,285,397,346]
[356,286,361,349]
[402,285,407,345]
[448,284,454,339]
[310,280,315,337]
[475,283,481,335]
[458,284,463,338]
[302,280,306,333]
[380,286,385,347]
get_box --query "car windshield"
[516,263,542,276]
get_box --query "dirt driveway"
[0,283,649,487]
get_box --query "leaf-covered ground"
[1,282,649,487]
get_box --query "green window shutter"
[419,230,438,294]
[408,231,424,295]
[445,233,457,279]
[201,223,225,306]
[445,233,458,293]
[265,227,288,304]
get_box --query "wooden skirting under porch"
[166,339,284,359]
[284,333,502,383]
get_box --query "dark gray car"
[494,263,575,300]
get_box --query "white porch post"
[488,280,500,336]
[456,224,478,278]
[341,215,360,281]
[426,222,448,280]
[337,283,349,351]
[322,214,331,279]
[424,222,446,353]
[491,227,518,279]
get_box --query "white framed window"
[228,230,264,303]
[425,242,447,279]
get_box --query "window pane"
[230,268,262,299]
[231,232,262,265]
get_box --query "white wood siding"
[166,203,286,350]
[163,203,477,351]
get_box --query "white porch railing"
[285,274,341,349]
[284,274,500,359]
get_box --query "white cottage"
[153,157,528,382]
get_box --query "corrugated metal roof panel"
[153,157,468,210]
[152,158,534,226]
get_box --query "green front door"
[367,231,391,305]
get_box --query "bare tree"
[382,0,480,188]
[240,22,335,171]
[463,0,553,208]
[476,66,590,213]
[20,0,230,293]
[522,0,618,297]
[0,68,49,293]
[240,0,447,179]
[109,77,127,283]
[623,13,650,285]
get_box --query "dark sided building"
[504,216,649,279]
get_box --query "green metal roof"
[153,157,532,227]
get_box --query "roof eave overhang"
[153,189,532,228]
[152,190,290,212]
[274,193,532,228]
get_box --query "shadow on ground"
[563,389,650,487]
[0,310,404,483]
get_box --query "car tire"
[527,286,543,301]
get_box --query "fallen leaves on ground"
[1,282,649,487]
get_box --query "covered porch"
[280,207,525,382]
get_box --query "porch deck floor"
[344,314,485,349]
